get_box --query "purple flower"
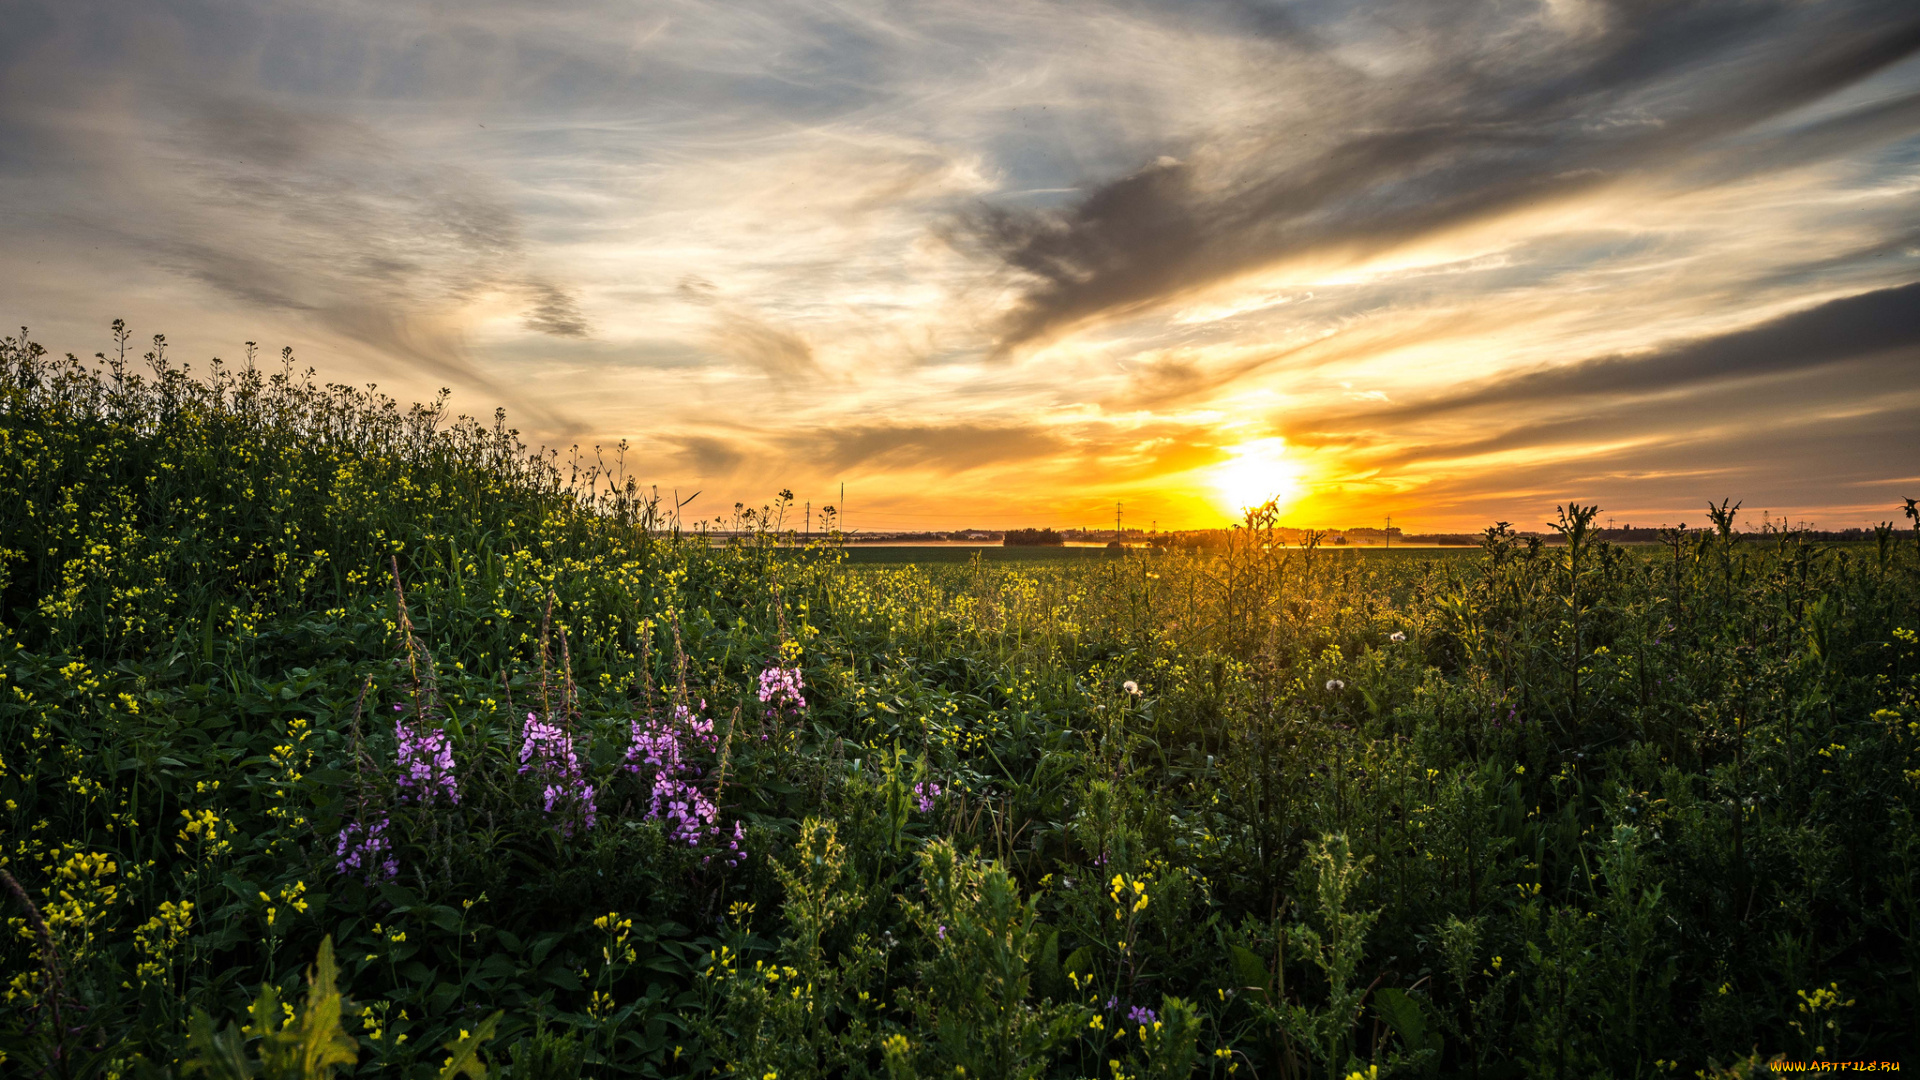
[936,924,947,940]
[913,780,943,813]
[757,666,806,715]
[334,816,397,882]
[520,711,597,836]
[395,715,459,806]
[625,702,739,863]
[1127,1005,1158,1025]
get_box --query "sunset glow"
[1209,439,1307,519]
[2,1,1915,531]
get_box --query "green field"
[837,546,1485,566]
[3,328,1918,1079]
[841,545,1128,564]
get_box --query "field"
[3,327,1919,1079]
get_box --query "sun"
[1209,438,1306,517]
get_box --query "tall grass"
[3,324,1918,1078]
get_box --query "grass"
[3,323,1919,1079]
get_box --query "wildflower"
[1326,679,1345,692]
[1126,1005,1157,1025]
[757,665,806,715]
[521,711,596,836]
[1122,680,1141,695]
[625,703,740,865]
[394,716,459,806]
[1389,631,1406,643]
[913,780,943,813]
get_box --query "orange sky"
[4,0,1918,531]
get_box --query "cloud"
[788,423,1068,475]
[1375,397,1920,525]
[670,435,750,480]
[708,311,818,381]
[0,36,592,417]
[522,282,591,338]
[964,0,1920,351]
[1296,280,1920,431]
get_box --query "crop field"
[3,327,1918,1079]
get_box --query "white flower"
[1326,679,1345,692]
[1123,680,1141,696]
[1389,631,1407,643]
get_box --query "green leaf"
[424,904,464,933]
[376,883,422,912]
[1373,987,1440,1056]
[1229,944,1270,998]
[435,1011,502,1080]
[1063,944,1094,980]
[1032,928,1065,1002]
[182,1009,255,1080]
[542,967,583,992]
[528,931,563,967]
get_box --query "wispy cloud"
[1298,281,1920,430]
[966,1,1920,351]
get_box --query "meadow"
[3,324,1918,1079]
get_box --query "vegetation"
[1003,529,1066,547]
[3,324,1918,1078]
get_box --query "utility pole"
[1385,514,1391,550]
[805,501,810,541]
[1116,501,1122,540]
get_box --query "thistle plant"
[697,818,887,1079]
[1260,833,1380,1078]
[898,839,1084,1080]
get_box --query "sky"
[4,0,1919,533]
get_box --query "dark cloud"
[966,0,1920,351]
[0,23,594,418]
[649,422,1075,496]
[662,418,1238,495]
[674,276,818,381]
[1384,398,1920,524]
[792,423,1068,475]
[522,282,591,338]
[709,311,818,381]
[671,435,749,479]
[1296,280,1920,433]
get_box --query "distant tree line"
[1003,527,1065,546]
